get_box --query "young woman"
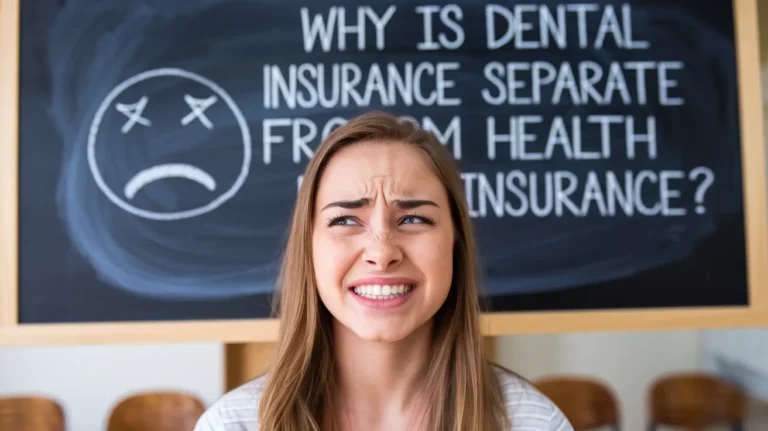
[195,112,572,431]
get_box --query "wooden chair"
[107,391,206,431]
[648,372,746,431]
[533,375,620,430]
[0,396,66,431]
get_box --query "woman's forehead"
[315,142,446,202]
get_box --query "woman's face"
[312,141,455,343]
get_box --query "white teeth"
[352,284,414,300]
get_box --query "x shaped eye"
[116,96,151,134]
[182,94,217,129]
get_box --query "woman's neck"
[332,320,433,428]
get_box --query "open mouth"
[124,163,216,199]
[351,284,415,300]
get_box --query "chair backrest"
[0,396,65,431]
[107,391,206,431]
[533,376,620,430]
[649,372,746,430]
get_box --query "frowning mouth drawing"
[124,163,217,199]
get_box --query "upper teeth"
[353,284,413,297]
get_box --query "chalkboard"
[4,0,768,341]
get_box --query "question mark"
[688,167,714,215]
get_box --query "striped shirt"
[194,366,572,430]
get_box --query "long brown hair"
[258,111,510,430]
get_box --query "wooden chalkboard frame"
[1,0,767,346]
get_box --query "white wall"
[0,343,223,431]
[495,330,705,431]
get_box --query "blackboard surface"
[18,0,747,324]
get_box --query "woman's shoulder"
[193,374,267,431]
[493,366,574,431]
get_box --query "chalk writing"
[263,3,710,219]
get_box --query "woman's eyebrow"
[321,198,439,211]
[391,199,439,209]
[321,198,370,211]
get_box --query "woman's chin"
[338,315,433,344]
[349,324,413,343]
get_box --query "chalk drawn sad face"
[88,68,251,220]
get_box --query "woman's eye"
[329,216,358,226]
[401,215,433,225]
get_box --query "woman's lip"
[347,277,419,288]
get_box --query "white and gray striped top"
[194,367,573,430]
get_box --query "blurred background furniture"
[106,391,205,431]
[648,372,746,431]
[0,396,65,431]
[534,375,620,430]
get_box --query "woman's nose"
[361,229,403,271]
